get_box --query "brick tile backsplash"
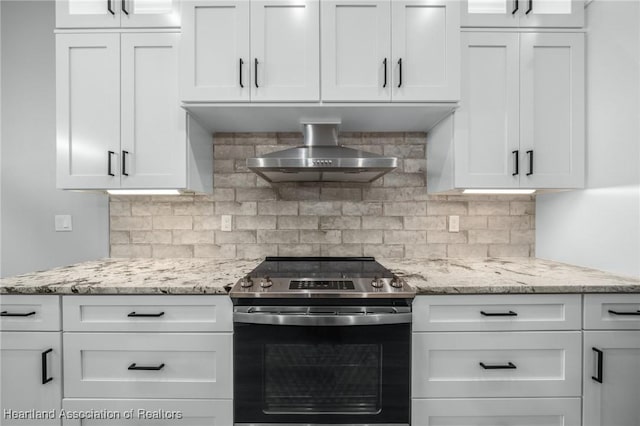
[110,132,535,258]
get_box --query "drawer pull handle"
[480,310,517,317]
[42,348,53,384]
[128,363,165,371]
[127,311,165,318]
[592,347,603,383]
[1,311,36,317]
[479,362,517,370]
[608,309,640,316]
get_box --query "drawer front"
[412,397,582,426]
[413,294,582,331]
[63,333,232,399]
[412,331,582,397]
[1,295,61,331]
[63,295,232,332]
[61,399,232,426]
[584,294,640,330]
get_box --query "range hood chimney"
[246,122,398,183]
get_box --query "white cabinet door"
[583,331,640,426]
[120,0,181,28]
[413,397,582,426]
[121,33,186,189]
[56,0,121,28]
[180,0,250,101]
[455,32,520,188]
[520,32,584,188]
[321,0,390,102]
[461,0,519,27]
[392,0,460,101]
[251,0,320,101]
[519,0,584,28]
[1,332,62,426]
[56,33,121,190]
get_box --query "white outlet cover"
[448,215,460,233]
[55,215,72,232]
[221,215,233,232]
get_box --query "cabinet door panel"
[120,0,181,28]
[121,33,186,189]
[461,0,519,27]
[392,0,460,101]
[1,332,62,425]
[583,331,640,426]
[56,0,121,28]
[413,398,581,426]
[520,33,584,188]
[455,32,519,188]
[180,0,250,101]
[56,34,120,189]
[519,0,584,28]
[251,0,320,101]
[321,0,390,101]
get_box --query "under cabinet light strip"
[106,189,181,195]
[463,189,536,195]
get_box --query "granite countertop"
[0,257,638,295]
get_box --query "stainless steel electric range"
[229,256,415,426]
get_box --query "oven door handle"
[233,312,412,326]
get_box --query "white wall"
[536,0,640,278]
[0,1,109,277]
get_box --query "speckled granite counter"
[0,258,260,295]
[0,257,638,295]
[383,258,640,294]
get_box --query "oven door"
[233,307,410,425]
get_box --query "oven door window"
[264,343,381,414]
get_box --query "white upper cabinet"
[251,0,320,101]
[321,0,459,102]
[461,0,584,28]
[391,0,460,102]
[321,0,391,102]
[56,0,180,28]
[180,0,250,102]
[56,33,121,190]
[519,32,584,188]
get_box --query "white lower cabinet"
[0,332,62,426]
[412,397,582,426]
[61,399,232,426]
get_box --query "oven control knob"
[260,276,273,288]
[390,277,403,288]
[371,276,384,288]
[240,276,253,288]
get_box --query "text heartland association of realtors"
[3,408,183,420]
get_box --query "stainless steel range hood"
[246,123,398,183]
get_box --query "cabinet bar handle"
[108,151,115,176]
[254,58,259,88]
[512,150,519,176]
[480,362,517,370]
[383,58,388,88]
[128,363,165,371]
[526,150,533,175]
[480,310,518,317]
[128,311,165,317]
[42,349,53,384]
[1,311,36,317]
[526,0,533,14]
[239,58,244,88]
[107,0,115,15]
[592,347,603,383]
[608,309,640,316]
[397,58,403,88]
[512,0,519,14]
[122,150,129,176]
[121,0,129,14]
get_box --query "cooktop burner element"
[230,256,415,299]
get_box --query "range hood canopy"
[246,122,398,183]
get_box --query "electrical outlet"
[55,215,73,232]
[221,215,233,232]
[448,215,459,233]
